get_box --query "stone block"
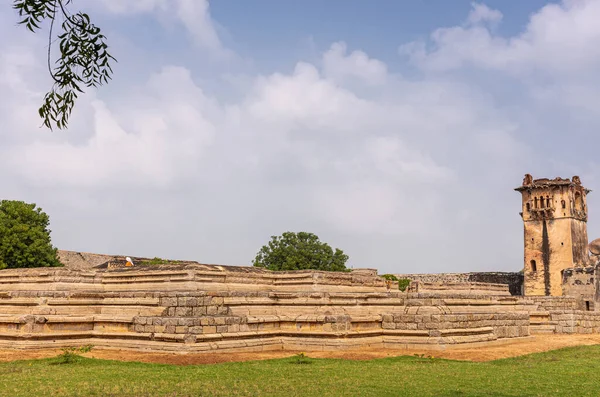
[189,326,203,334]
[175,326,187,334]
[184,334,196,344]
[193,306,207,316]
[175,307,192,316]
[203,326,217,334]
[218,306,230,315]
[207,306,218,315]
[160,297,177,307]
[180,318,195,326]
[216,325,228,333]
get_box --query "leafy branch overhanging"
[13,0,116,130]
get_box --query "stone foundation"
[395,272,524,296]
[0,265,596,353]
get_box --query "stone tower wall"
[516,175,589,296]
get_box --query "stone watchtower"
[515,174,590,296]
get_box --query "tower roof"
[515,174,591,193]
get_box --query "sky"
[2,0,600,274]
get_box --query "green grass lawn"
[1,346,599,397]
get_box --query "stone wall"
[395,272,524,296]
[0,288,533,352]
[382,312,529,344]
[0,265,597,353]
[551,311,600,334]
[562,266,596,310]
[409,281,511,296]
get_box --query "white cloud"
[99,0,168,14]
[3,1,600,273]
[9,66,216,189]
[401,0,600,78]
[96,0,229,57]
[322,42,388,85]
[467,3,503,26]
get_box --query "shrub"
[253,232,349,272]
[291,352,311,364]
[0,200,62,270]
[143,257,169,265]
[397,278,411,292]
[56,345,94,364]
[381,274,411,291]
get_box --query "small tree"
[253,232,349,272]
[0,200,62,269]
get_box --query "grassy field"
[1,346,599,396]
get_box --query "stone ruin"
[0,174,599,353]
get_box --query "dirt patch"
[1,334,600,365]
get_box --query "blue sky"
[209,1,554,60]
[2,0,599,273]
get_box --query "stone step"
[530,324,556,334]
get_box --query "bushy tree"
[252,232,349,272]
[12,0,116,130]
[0,200,62,269]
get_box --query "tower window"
[546,197,550,208]
[540,196,545,208]
[561,200,566,209]
[575,192,583,212]
[526,203,531,211]
[534,197,538,208]
[530,260,537,272]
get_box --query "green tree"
[252,232,349,272]
[12,0,116,130]
[0,200,62,269]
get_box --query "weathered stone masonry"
[3,174,600,353]
[0,265,594,353]
[394,273,524,296]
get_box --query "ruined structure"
[515,174,590,296]
[1,174,600,353]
